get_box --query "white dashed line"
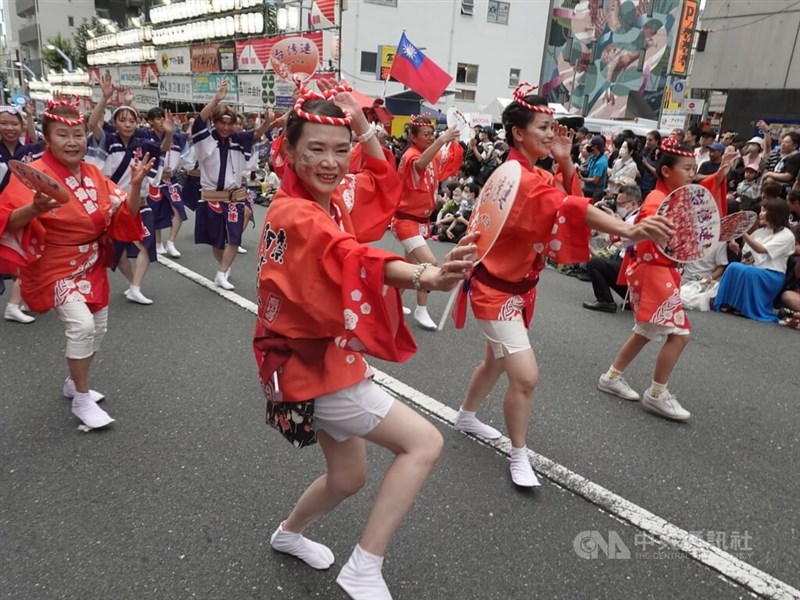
[157,256,800,600]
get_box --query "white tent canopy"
[481,97,570,123]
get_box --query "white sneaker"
[642,390,691,421]
[453,409,502,439]
[155,242,166,255]
[402,306,412,316]
[236,246,247,254]
[413,307,437,331]
[4,303,35,323]
[124,287,154,305]
[164,241,181,258]
[270,523,334,570]
[509,453,541,488]
[597,373,640,401]
[63,377,105,403]
[71,395,114,429]
[336,546,392,600]
[215,272,235,290]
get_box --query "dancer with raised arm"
[394,117,463,330]
[254,79,476,600]
[192,80,272,289]
[452,84,672,486]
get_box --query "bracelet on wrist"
[356,127,376,144]
[411,262,431,291]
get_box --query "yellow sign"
[377,45,397,81]
[662,86,682,111]
[671,0,699,76]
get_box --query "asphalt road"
[1,204,798,600]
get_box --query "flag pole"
[381,28,405,100]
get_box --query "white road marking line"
[157,256,800,600]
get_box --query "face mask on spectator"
[618,143,630,161]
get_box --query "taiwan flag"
[388,33,453,105]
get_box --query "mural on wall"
[541,0,683,119]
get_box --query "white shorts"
[399,235,428,254]
[477,318,532,359]
[632,321,691,342]
[314,379,395,442]
[54,303,109,359]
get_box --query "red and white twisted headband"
[408,115,433,128]
[42,98,85,126]
[660,135,694,158]
[512,82,554,115]
[293,82,353,126]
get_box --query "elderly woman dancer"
[452,84,672,486]
[0,99,152,430]
[254,79,476,600]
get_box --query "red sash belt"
[454,263,540,329]
[473,262,539,295]
[394,211,429,224]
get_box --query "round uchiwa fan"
[719,210,758,242]
[466,160,522,263]
[8,160,71,204]
[655,184,720,263]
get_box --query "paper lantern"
[254,12,263,33]
[225,16,234,37]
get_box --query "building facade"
[689,0,800,134]
[339,0,550,112]
[13,0,97,77]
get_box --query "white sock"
[511,446,528,460]
[129,285,141,293]
[337,545,390,600]
[270,522,334,570]
[605,366,623,380]
[414,306,429,315]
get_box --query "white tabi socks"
[270,523,334,570]
[337,544,392,600]
[71,392,114,429]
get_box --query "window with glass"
[455,88,476,102]
[360,51,377,74]
[456,63,479,85]
[509,68,520,87]
[487,0,510,24]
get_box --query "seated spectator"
[741,136,765,171]
[788,189,800,229]
[582,185,642,313]
[762,131,800,196]
[712,198,796,321]
[580,135,608,201]
[606,141,639,198]
[682,240,729,283]
[778,228,800,315]
[694,142,724,181]
[638,130,661,197]
[442,182,478,242]
[728,165,762,213]
[433,185,461,236]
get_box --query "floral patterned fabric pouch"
[266,399,317,448]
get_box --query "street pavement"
[1,204,798,600]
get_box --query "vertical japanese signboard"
[671,0,699,76]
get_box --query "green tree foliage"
[73,17,110,70]
[42,33,79,72]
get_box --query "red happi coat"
[0,151,144,313]
[618,175,727,329]
[393,142,464,239]
[457,148,591,328]
[253,152,415,403]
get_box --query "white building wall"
[339,0,550,111]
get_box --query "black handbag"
[266,399,317,448]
